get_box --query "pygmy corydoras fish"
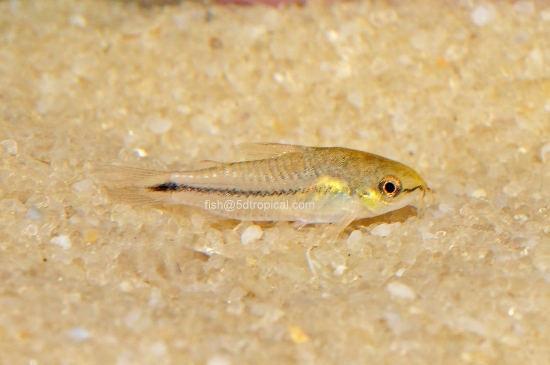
[95,143,429,230]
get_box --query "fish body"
[95,143,428,227]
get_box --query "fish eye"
[379,176,401,197]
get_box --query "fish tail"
[91,165,175,204]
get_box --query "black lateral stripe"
[147,182,304,197]
[149,182,180,191]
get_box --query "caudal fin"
[91,165,174,204]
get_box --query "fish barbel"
[94,143,429,229]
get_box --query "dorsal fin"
[198,159,226,167]
[237,143,307,160]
